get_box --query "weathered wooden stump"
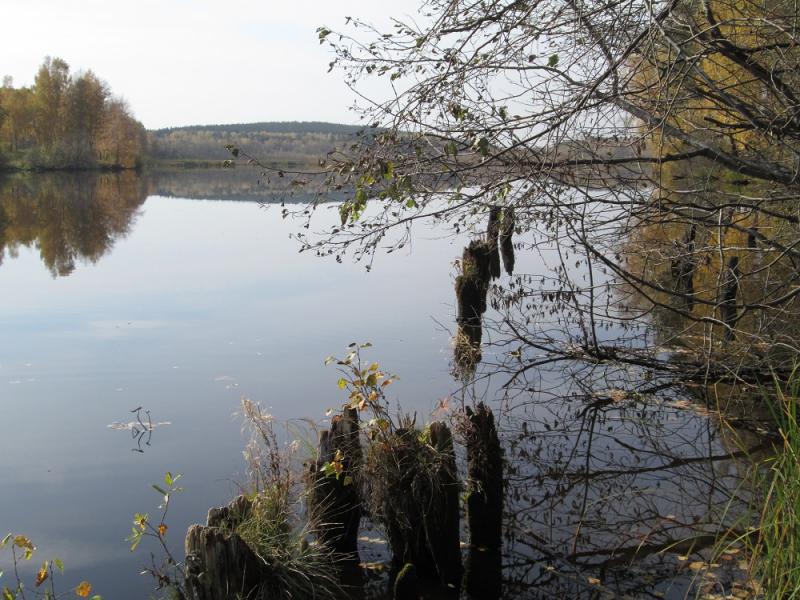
[464,403,503,550]
[185,495,269,600]
[464,403,503,599]
[426,422,463,592]
[367,422,462,595]
[309,407,363,557]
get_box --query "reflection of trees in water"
[0,172,147,276]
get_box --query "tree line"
[0,57,147,170]
[148,122,360,163]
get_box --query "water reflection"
[107,407,171,454]
[0,169,769,599]
[0,172,147,277]
[446,209,764,597]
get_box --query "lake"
[0,170,754,598]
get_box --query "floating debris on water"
[108,407,171,453]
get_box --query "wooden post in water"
[185,495,268,600]
[427,421,464,593]
[375,422,462,596]
[464,403,504,599]
[309,407,363,558]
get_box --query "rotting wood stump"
[464,403,504,600]
[185,495,268,600]
[370,422,462,594]
[309,407,363,558]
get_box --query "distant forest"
[0,59,365,170]
[148,121,363,164]
[0,57,147,170]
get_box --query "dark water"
[0,171,753,599]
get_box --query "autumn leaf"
[76,581,92,597]
[35,561,49,586]
[13,535,33,550]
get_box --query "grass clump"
[237,398,343,600]
[747,371,800,598]
[234,487,342,600]
[362,417,462,583]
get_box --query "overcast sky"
[2,0,421,129]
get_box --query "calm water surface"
[0,171,752,599]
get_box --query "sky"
[2,0,422,129]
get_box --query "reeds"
[747,369,800,598]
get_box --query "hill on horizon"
[148,121,365,163]
[150,121,364,135]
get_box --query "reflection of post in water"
[720,256,740,341]
[453,207,515,378]
[499,207,515,276]
[464,403,503,600]
[454,240,491,364]
[669,224,697,310]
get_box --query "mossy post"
[427,421,463,593]
[310,407,362,558]
[185,496,267,600]
[369,422,462,595]
[464,403,503,599]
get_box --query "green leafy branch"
[0,534,100,600]
[126,472,186,596]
